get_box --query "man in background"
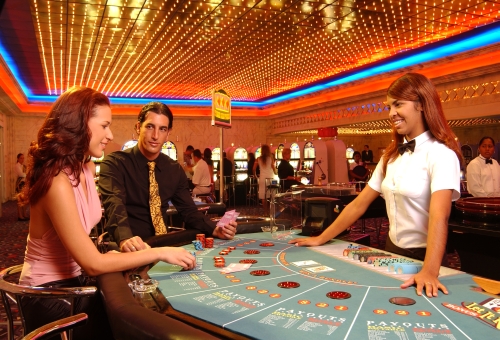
[361,144,374,163]
[192,149,212,196]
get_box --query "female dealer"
[290,73,462,298]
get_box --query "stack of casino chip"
[196,234,206,248]
[192,240,204,251]
[205,237,214,248]
[214,256,225,268]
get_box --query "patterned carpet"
[0,200,29,340]
[0,200,460,339]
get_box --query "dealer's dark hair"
[17,153,23,161]
[20,87,110,205]
[137,102,173,130]
[478,136,495,146]
[353,151,361,157]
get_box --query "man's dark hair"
[137,102,173,130]
[193,149,202,159]
[186,145,194,151]
[353,151,361,157]
[364,145,369,148]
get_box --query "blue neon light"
[0,39,32,97]
[3,23,500,108]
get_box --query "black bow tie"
[397,139,416,155]
[486,159,493,164]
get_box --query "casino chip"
[326,291,351,299]
[239,259,258,264]
[277,281,300,289]
[389,297,416,306]
[250,270,270,276]
[244,250,261,254]
[259,242,275,247]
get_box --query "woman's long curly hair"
[382,73,463,175]
[20,87,110,205]
[260,144,273,166]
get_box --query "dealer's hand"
[213,220,237,239]
[120,236,150,252]
[288,236,324,247]
[400,270,448,298]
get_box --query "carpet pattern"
[0,200,460,339]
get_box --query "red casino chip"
[239,259,258,264]
[259,242,275,247]
[250,270,270,276]
[277,281,300,289]
[228,246,236,250]
[244,250,260,254]
[326,291,351,300]
[214,263,225,268]
[214,259,225,264]
[219,251,228,255]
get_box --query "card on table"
[220,263,252,273]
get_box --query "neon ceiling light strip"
[0,39,32,97]
[4,22,500,107]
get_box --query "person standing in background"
[277,148,300,190]
[203,148,214,183]
[253,144,276,216]
[466,136,500,197]
[15,153,29,221]
[192,149,212,196]
[361,144,374,163]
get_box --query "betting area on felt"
[148,233,499,339]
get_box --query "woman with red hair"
[18,87,196,339]
[290,73,462,298]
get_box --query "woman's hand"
[158,247,196,270]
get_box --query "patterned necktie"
[148,162,167,235]
[397,139,416,155]
[485,159,493,164]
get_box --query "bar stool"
[246,176,258,206]
[264,178,280,205]
[224,175,235,207]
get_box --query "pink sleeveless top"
[20,164,101,286]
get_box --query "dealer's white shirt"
[192,158,211,187]
[466,155,500,197]
[369,131,460,249]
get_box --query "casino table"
[109,232,500,339]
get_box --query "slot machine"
[122,140,138,151]
[228,147,248,182]
[247,146,262,159]
[287,142,301,172]
[275,143,284,168]
[302,141,316,173]
[346,146,355,165]
[91,151,105,185]
[161,141,177,160]
[211,147,221,182]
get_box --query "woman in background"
[15,153,29,220]
[466,136,500,197]
[19,87,196,339]
[253,144,276,216]
[290,73,462,298]
[204,147,214,183]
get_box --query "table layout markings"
[222,281,330,328]
[160,272,301,299]
[343,286,371,340]
[423,295,473,340]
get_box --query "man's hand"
[120,236,150,252]
[212,220,237,239]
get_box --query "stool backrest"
[0,264,97,340]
